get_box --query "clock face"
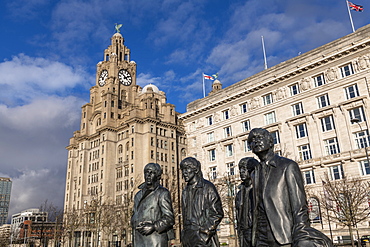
[118,69,132,86]
[98,70,108,86]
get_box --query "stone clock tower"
[64,31,186,246]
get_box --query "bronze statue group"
[131,128,334,247]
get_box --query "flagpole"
[202,73,206,98]
[346,0,356,33]
[261,36,268,70]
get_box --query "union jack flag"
[348,1,364,11]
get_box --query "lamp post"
[350,117,368,246]
[350,118,370,166]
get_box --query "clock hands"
[118,69,132,85]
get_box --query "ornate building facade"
[64,32,186,246]
[180,24,370,244]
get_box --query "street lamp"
[350,117,368,246]
[350,118,370,166]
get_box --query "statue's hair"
[180,157,203,177]
[238,157,259,172]
[247,128,274,145]
[144,163,162,179]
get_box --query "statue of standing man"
[235,157,259,247]
[131,163,175,247]
[247,128,333,247]
[180,157,224,247]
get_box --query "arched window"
[118,145,123,154]
[308,197,321,223]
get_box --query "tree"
[83,197,106,247]
[39,200,64,247]
[165,170,182,246]
[207,171,237,247]
[320,173,370,247]
[62,207,82,247]
[114,193,135,246]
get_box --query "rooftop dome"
[113,32,123,38]
[141,84,160,94]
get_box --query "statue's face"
[239,163,251,182]
[181,162,197,183]
[248,131,272,154]
[144,166,158,185]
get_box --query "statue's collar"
[138,182,160,190]
[187,176,204,189]
[264,154,279,167]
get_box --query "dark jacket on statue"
[252,154,310,245]
[235,182,253,247]
[131,183,174,247]
[252,154,333,247]
[181,177,224,247]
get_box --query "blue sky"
[0,0,369,219]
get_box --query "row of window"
[292,84,359,117]
[303,160,370,185]
[204,70,357,126]
[297,129,370,160]
[118,126,175,139]
[115,193,134,206]
[88,173,100,184]
[151,138,173,150]
[207,127,369,162]
[207,159,370,182]
[207,132,281,161]
[209,162,236,179]
[270,96,364,125]
[150,151,176,163]
[89,150,100,161]
[88,162,100,172]
[116,165,134,179]
[264,64,355,105]
[116,179,134,191]
[208,106,366,142]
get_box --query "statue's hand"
[137,222,155,236]
[199,228,215,243]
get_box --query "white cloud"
[203,0,353,88]
[137,70,178,90]
[0,54,89,105]
[7,169,66,219]
[0,96,83,131]
[0,96,84,219]
[0,54,85,88]
[136,73,162,87]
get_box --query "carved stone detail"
[299,77,311,91]
[274,87,286,101]
[231,105,238,116]
[325,67,338,82]
[356,55,370,70]
[250,97,260,109]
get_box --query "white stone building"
[180,24,370,244]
